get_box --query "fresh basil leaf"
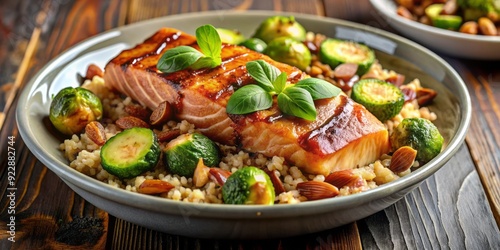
[226,85,273,115]
[277,87,316,121]
[157,46,204,73]
[196,24,222,62]
[190,56,219,70]
[273,72,288,94]
[245,60,280,92]
[294,78,342,100]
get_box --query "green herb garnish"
[157,24,222,73]
[227,60,341,120]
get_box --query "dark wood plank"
[0,0,126,249]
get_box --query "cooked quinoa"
[59,32,438,204]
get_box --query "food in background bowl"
[396,0,500,36]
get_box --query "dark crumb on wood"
[55,216,104,246]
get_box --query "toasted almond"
[193,158,210,188]
[137,179,174,194]
[441,0,457,15]
[85,63,103,80]
[459,21,479,35]
[416,87,437,106]
[397,6,414,20]
[85,121,107,146]
[209,168,232,186]
[116,116,150,129]
[264,169,286,195]
[324,169,359,188]
[150,101,173,126]
[389,146,417,173]
[124,104,151,121]
[156,129,181,142]
[478,17,497,36]
[297,181,339,201]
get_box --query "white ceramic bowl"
[16,11,471,239]
[370,0,500,60]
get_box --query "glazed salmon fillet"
[103,27,390,175]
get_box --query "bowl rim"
[16,10,472,219]
[369,0,500,43]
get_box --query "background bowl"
[16,10,471,239]
[370,0,500,60]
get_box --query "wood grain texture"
[461,60,500,225]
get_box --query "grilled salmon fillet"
[103,27,390,175]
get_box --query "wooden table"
[1,0,500,249]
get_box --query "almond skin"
[116,116,150,129]
[156,129,181,143]
[264,169,286,195]
[209,168,232,186]
[324,169,359,189]
[389,146,418,173]
[297,181,339,201]
[85,121,107,146]
[150,101,173,126]
[124,104,151,121]
[137,179,174,194]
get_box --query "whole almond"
[116,116,150,129]
[150,101,173,126]
[389,146,417,173]
[297,181,339,201]
[156,129,181,142]
[459,21,478,35]
[264,169,286,195]
[325,169,359,188]
[85,121,107,146]
[124,104,151,121]
[137,179,174,194]
[209,168,232,186]
[478,17,497,36]
[85,63,103,80]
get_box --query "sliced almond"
[137,179,174,194]
[296,181,339,201]
[150,101,173,126]
[324,169,359,189]
[124,104,151,121]
[389,146,417,173]
[193,158,210,188]
[209,168,232,186]
[264,169,286,195]
[116,116,150,129]
[156,129,181,143]
[85,121,107,146]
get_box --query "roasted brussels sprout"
[217,28,246,44]
[49,87,103,135]
[101,127,161,179]
[239,38,267,53]
[253,16,307,43]
[222,166,275,205]
[390,118,444,163]
[319,39,375,75]
[265,37,311,71]
[164,133,220,177]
